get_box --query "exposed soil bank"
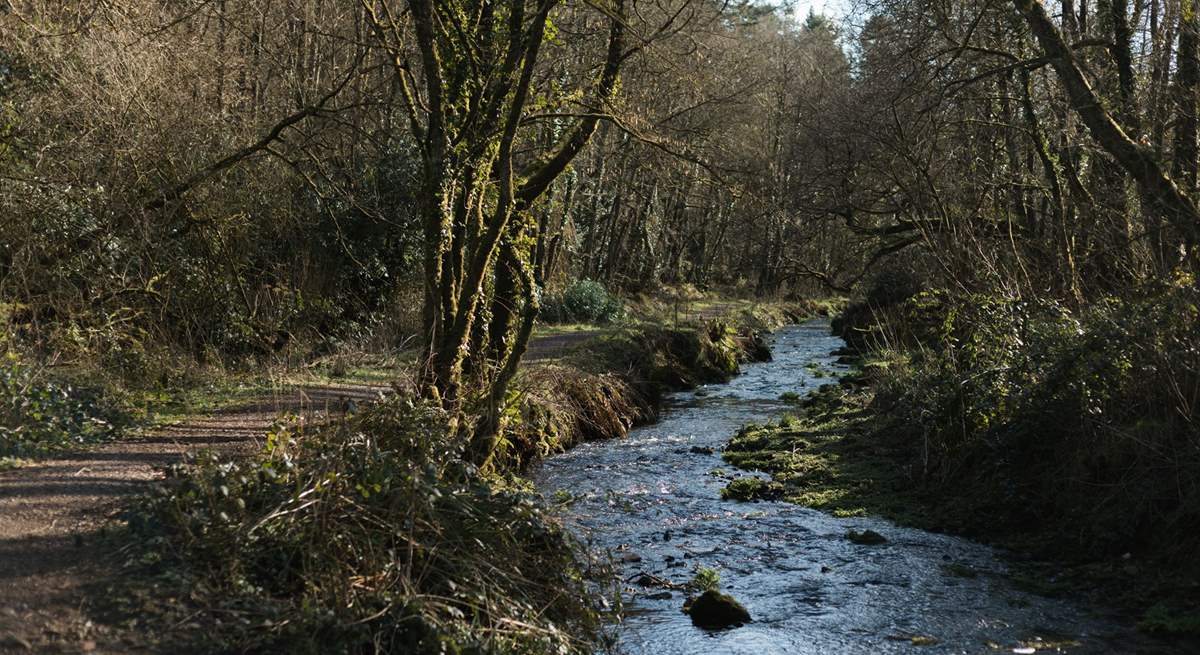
[500,302,807,471]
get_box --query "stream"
[535,321,1177,654]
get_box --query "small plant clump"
[720,477,784,502]
[540,279,624,325]
[689,566,721,593]
[0,353,132,457]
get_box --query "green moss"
[683,590,752,629]
[690,567,721,592]
[1132,602,1200,633]
[1139,604,1200,635]
[1008,573,1070,598]
[722,386,924,523]
[720,477,784,501]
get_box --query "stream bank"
[536,321,1188,654]
[44,303,802,654]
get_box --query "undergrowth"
[872,279,1200,566]
[0,352,132,457]
[748,275,1200,634]
[117,399,604,654]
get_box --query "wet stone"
[683,590,752,629]
[846,529,888,545]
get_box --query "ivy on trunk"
[364,0,626,466]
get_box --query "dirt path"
[0,383,388,654]
[523,329,604,361]
[0,330,616,654]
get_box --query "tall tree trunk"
[1013,0,1200,252]
[1174,0,1200,193]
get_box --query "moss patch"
[721,382,927,525]
[1139,604,1200,636]
[720,477,784,502]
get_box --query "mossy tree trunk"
[1013,0,1200,259]
[364,0,626,466]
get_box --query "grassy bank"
[721,280,1200,638]
[489,297,817,471]
[104,296,819,653]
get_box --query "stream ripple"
[536,321,1176,654]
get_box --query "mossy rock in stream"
[720,477,784,502]
[683,590,752,629]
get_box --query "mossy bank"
[494,301,807,471]
[723,282,1200,643]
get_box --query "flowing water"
[535,321,1179,654]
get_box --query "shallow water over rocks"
[536,321,1178,654]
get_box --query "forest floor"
[0,298,782,653]
[0,382,389,653]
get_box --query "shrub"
[0,353,130,457]
[871,277,1200,561]
[832,264,926,351]
[123,398,603,654]
[689,567,721,592]
[540,279,623,325]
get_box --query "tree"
[1012,0,1200,253]
[362,0,628,464]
